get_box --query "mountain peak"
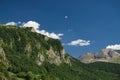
[0,25,71,66]
[79,48,120,63]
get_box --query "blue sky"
[1,0,120,57]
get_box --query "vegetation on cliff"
[0,25,120,80]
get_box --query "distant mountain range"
[79,49,120,63]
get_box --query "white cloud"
[22,21,40,30]
[58,33,64,36]
[106,44,120,50]
[6,22,17,26]
[22,21,63,39]
[64,16,68,19]
[38,30,63,39]
[5,21,63,39]
[68,39,90,46]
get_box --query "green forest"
[0,25,120,80]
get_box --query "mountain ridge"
[79,48,120,63]
[0,24,71,66]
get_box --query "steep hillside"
[79,49,120,63]
[85,62,120,75]
[0,25,120,80]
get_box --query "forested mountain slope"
[0,25,120,80]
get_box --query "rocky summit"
[79,49,120,63]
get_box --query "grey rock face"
[79,49,120,63]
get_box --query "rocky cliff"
[0,25,71,67]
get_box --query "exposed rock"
[31,27,36,32]
[35,43,41,49]
[36,53,45,65]
[46,47,71,65]
[25,43,32,54]
[47,47,61,65]
[79,49,120,63]
[65,56,71,65]
[0,39,9,67]
[44,36,49,41]
[0,47,9,67]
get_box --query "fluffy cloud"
[106,44,120,50]
[6,22,17,26]
[22,21,40,30]
[22,21,63,39]
[5,21,63,39]
[37,30,63,39]
[6,21,21,26]
[49,33,63,39]
[68,39,90,46]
